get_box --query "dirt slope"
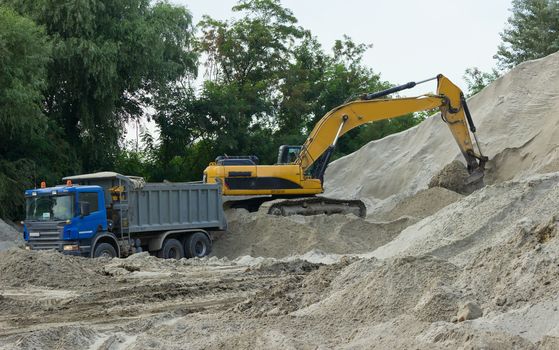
[324,51,559,211]
[0,219,22,252]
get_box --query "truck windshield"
[26,194,75,221]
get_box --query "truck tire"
[184,232,212,258]
[93,243,117,259]
[157,238,184,259]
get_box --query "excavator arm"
[296,74,487,181]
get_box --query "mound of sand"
[214,185,463,259]
[237,172,559,345]
[368,172,559,265]
[0,219,20,241]
[324,51,559,205]
[213,209,415,259]
[376,186,463,221]
[428,160,473,194]
[0,250,108,288]
[0,219,22,251]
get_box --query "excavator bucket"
[465,167,485,185]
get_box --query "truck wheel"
[93,243,117,259]
[158,238,184,259]
[184,232,212,258]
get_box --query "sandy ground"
[0,219,21,252]
[2,52,559,349]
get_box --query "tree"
[305,36,394,158]
[0,6,49,141]
[153,0,429,181]
[153,0,308,179]
[4,0,198,171]
[113,130,158,179]
[196,0,305,155]
[495,0,559,68]
[0,6,70,218]
[463,67,500,97]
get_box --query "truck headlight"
[63,244,79,251]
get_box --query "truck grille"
[27,226,62,250]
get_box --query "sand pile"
[213,209,413,259]
[0,249,108,288]
[0,219,21,251]
[375,186,463,221]
[233,172,559,346]
[213,185,463,259]
[0,219,19,241]
[324,51,559,210]
[367,172,559,265]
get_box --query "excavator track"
[260,197,366,218]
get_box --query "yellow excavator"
[203,74,488,217]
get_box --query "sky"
[127,0,513,145]
[174,0,512,92]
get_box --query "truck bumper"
[26,241,92,257]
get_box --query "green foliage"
[495,0,559,68]
[463,67,500,97]
[153,1,423,181]
[0,0,437,218]
[152,0,308,179]
[0,6,49,137]
[0,7,45,217]
[0,6,77,218]
[4,0,198,171]
[0,0,196,219]
[113,135,154,180]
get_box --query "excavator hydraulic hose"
[361,76,438,100]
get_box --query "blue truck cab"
[24,183,108,256]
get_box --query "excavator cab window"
[277,145,302,164]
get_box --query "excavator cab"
[277,145,302,164]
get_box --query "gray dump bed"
[64,172,226,233]
[127,182,224,232]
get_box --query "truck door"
[75,190,106,240]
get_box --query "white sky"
[127,0,513,145]
[176,0,512,91]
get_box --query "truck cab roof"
[25,185,102,196]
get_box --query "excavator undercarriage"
[224,195,367,218]
[262,197,366,217]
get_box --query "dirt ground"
[2,52,559,349]
[3,174,559,349]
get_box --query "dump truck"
[23,172,226,259]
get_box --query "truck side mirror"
[80,202,91,217]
